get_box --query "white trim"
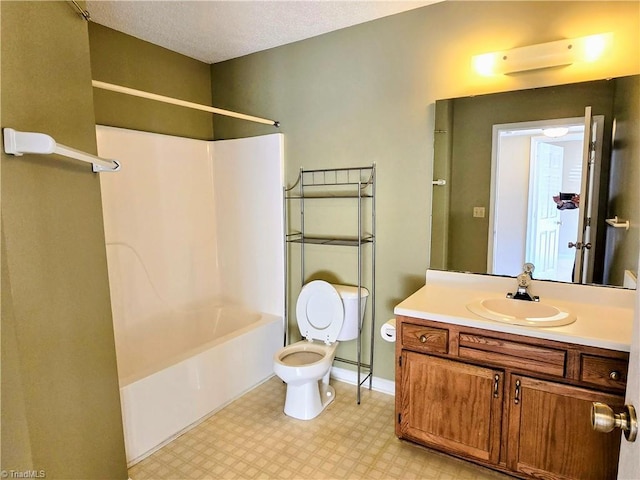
[330,366,395,396]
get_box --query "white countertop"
[394,270,634,352]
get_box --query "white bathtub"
[116,304,283,465]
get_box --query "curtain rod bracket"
[93,160,121,173]
[69,1,91,21]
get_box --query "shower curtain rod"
[3,128,120,172]
[92,81,280,127]
[69,0,91,21]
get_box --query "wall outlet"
[473,206,485,218]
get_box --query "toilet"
[273,280,369,420]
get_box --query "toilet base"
[283,378,335,420]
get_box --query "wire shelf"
[285,165,375,193]
[286,234,374,247]
[283,163,376,404]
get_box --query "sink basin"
[466,297,576,327]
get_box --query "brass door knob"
[591,402,637,442]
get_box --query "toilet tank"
[332,284,369,341]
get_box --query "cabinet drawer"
[402,323,448,353]
[459,334,566,377]
[580,355,628,390]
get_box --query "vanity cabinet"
[507,376,623,479]
[400,352,503,464]
[395,315,629,480]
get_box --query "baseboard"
[330,366,395,396]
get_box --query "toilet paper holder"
[380,319,396,342]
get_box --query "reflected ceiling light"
[473,33,613,76]
[543,127,570,138]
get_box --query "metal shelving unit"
[283,164,376,404]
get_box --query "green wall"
[89,23,214,140]
[1,2,128,478]
[210,1,640,380]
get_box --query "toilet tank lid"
[331,284,369,299]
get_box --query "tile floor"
[128,377,513,480]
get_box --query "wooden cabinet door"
[399,352,503,464]
[507,375,624,480]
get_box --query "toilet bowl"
[273,280,368,420]
[273,340,338,420]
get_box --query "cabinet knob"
[419,334,427,343]
[609,370,621,381]
[591,402,637,442]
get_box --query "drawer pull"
[514,379,521,404]
[403,324,448,353]
[493,374,500,398]
[609,371,621,381]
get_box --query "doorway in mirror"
[489,115,602,283]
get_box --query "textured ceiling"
[85,1,439,64]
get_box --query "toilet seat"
[296,280,344,344]
[278,344,326,367]
[274,340,337,373]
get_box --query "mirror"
[431,75,639,288]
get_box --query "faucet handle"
[517,272,531,287]
[523,263,535,275]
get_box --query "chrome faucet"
[507,263,539,301]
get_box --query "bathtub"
[115,303,283,465]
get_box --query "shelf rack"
[283,164,376,404]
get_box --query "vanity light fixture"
[473,33,613,76]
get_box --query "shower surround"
[97,126,284,464]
